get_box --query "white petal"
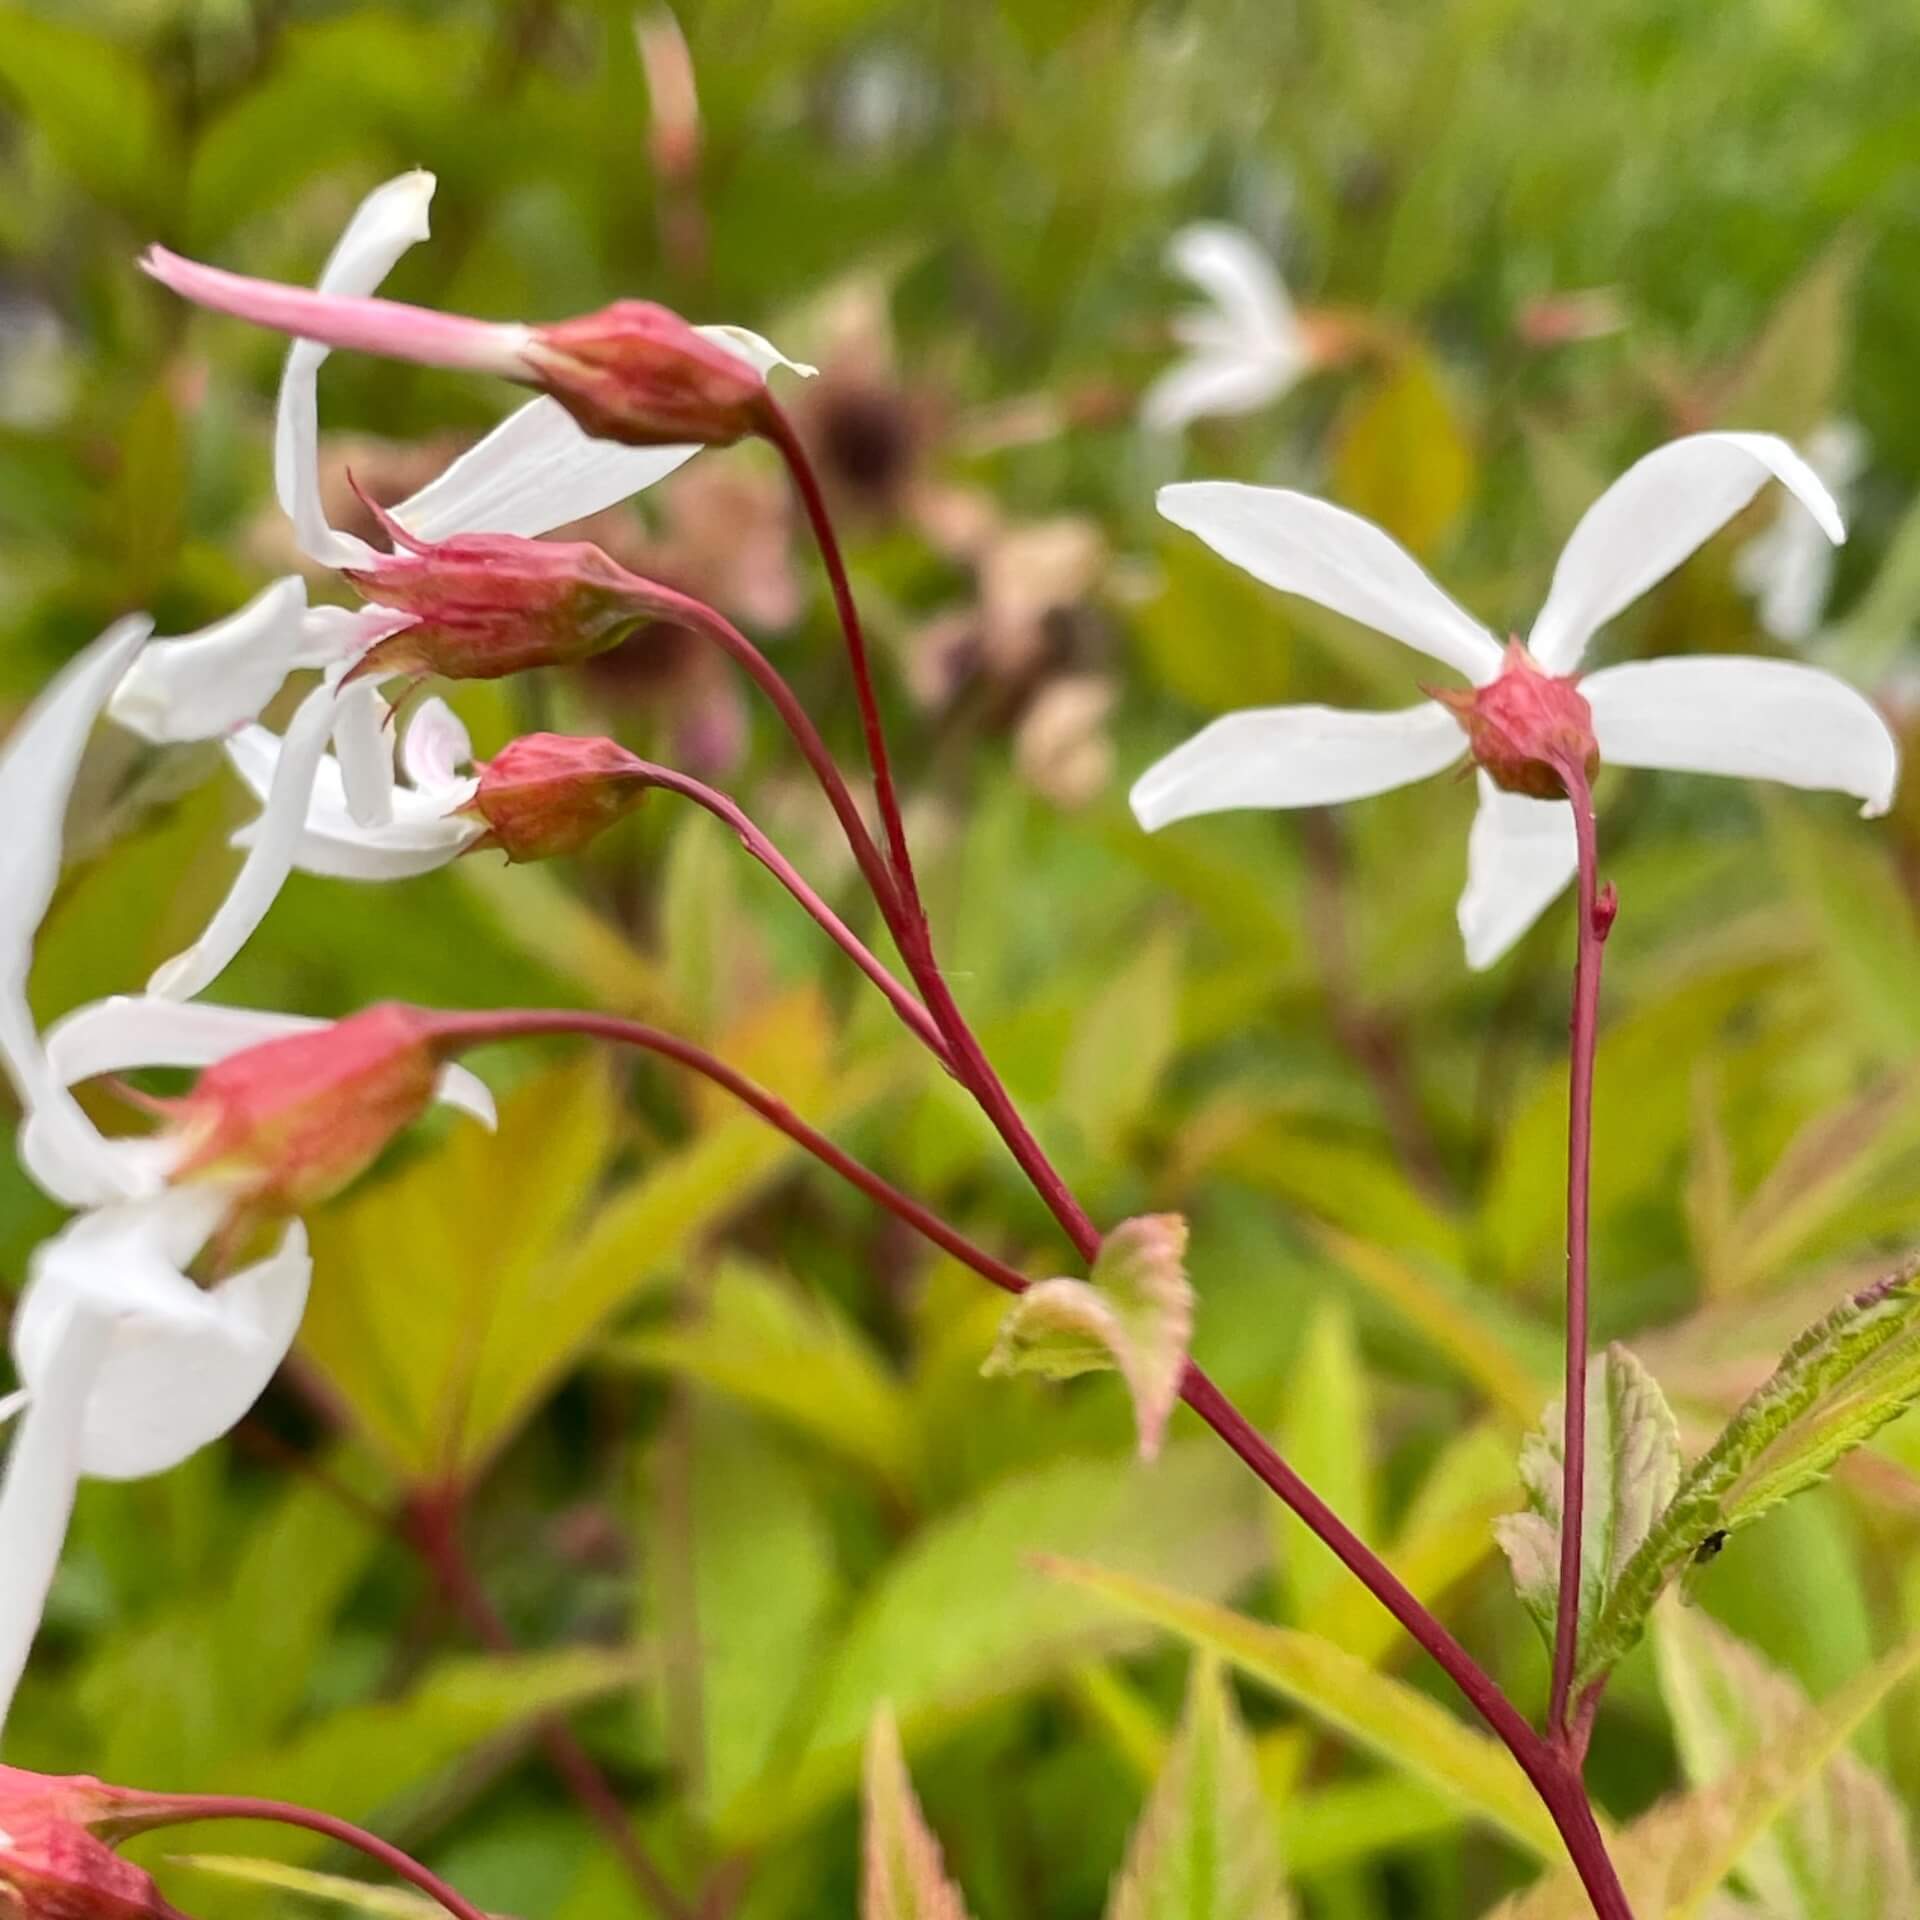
[1166,223,1300,357]
[1141,349,1300,433]
[107,577,312,744]
[1457,774,1580,971]
[694,324,817,380]
[390,396,700,542]
[1158,483,1502,684]
[0,1293,109,1733]
[401,696,473,795]
[231,808,478,881]
[1584,656,1899,818]
[1529,432,1846,673]
[434,1063,496,1131]
[148,675,342,1000]
[1131,701,1464,829]
[330,679,395,828]
[274,170,436,572]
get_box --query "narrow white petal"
[435,1063,496,1131]
[694,324,817,379]
[1131,700,1464,830]
[0,1296,109,1735]
[390,395,699,541]
[148,675,342,999]
[1585,657,1899,817]
[1158,483,1501,684]
[1166,223,1300,357]
[1529,432,1846,673]
[274,170,436,572]
[401,696,473,795]
[1457,773,1580,970]
[0,1391,23,1429]
[41,995,320,1081]
[107,577,310,744]
[1141,349,1299,433]
[330,679,395,828]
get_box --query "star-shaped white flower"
[0,622,491,1736]
[1142,224,1311,434]
[1733,418,1867,646]
[1131,431,1900,968]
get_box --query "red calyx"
[0,1768,191,1920]
[460,734,652,864]
[1430,639,1600,800]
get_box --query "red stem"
[108,1793,490,1920]
[1548,762,1612,1739]
[625,759,951,1062]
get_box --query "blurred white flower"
[1143,224,1309,434]
[1132,432,1899,969]
[1734,419,1867,645]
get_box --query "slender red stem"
[625,759,951,1062]
[1548,762,1613,1740]
[107,1793,490,1920]
[403,1492,692,1920]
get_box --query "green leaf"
[1714,235,1862,440]
[983,1215,1195,1460]
[1057,929,1183,1159]
[170,1858,447,1920]
[1039,1560,1561,1862]
[1492,1346,1680,1669]
[1655,1605,1917,1920]
[0,12,170,210]
[862,1706,975,1920]
[1275,1300,1375,1626]
[1330,348,1475,559]
[1581,1264,1920,1692]
[1105,1658,1294,1920]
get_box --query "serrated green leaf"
[1492,1346,1680,1669]
[1105,1659,1294,1920]
[862,1706,975,1920]
[1581,1265,1920,1691]
[1656,1605,1918,1919]
[983,1215,1194,1459]
[1038,1559,1561,1861]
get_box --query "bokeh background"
[5,2,1920,1916]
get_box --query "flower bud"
[341,498,677,686]
[521,302,768,448]
[0,1768,190,1920]
[165,1004,443,1218]
[1431,639,1600,799]
[460,734,652,863]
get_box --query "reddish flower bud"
[342,495,681,686]
[521,302,768,448]
[165,1004,443,1217]
[1431,639,1600,799]
[0,1768,190,1920]
[460,734,652,863]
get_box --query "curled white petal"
[1158,483,1502,684]
[1131,700,1464,829]
[401,697,472,795]
[1457,773,1579,971]
[275,170,436,572]
[330,679,395,828]
[108,578,314,744]
[1143,351,1304,435]
[0,1292,110,1735]
[1529,432,1846,674]
[695,324,817,379]
[434,1063,496,1131]
[149,674,344,1000]
[391,395,700,541]
[1585,656,1899,818]
[1167,223,1301,353]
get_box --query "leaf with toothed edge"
[861,1706,974,1920]
[981,1215,1194,1460]
[1578,1262,1920,1692]
[1492,1345,1680,1665]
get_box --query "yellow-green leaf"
[862,1706,975,1920]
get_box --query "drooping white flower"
[1734,419,1867,645]
[1142,224,1310,435]
[1131,432,1900,969]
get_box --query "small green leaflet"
[862,1707,974,1920]
[982,1215,1194,1459]
[1579,1263,1920,1691]
[1492,1345,1679,1668]
[1105,1658,1295,1920]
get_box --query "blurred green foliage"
[8,0,1920,1916]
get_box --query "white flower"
[1734,419,1868,645]
[1142,224,1310,434]
[1131,432,1900,969]
[0,622,492,1737]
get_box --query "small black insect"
[1692,1528,1729,1566]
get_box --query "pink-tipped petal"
[1457,773,1579,971]
[400,697,473,795]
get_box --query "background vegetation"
[5,1,1920,1915]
